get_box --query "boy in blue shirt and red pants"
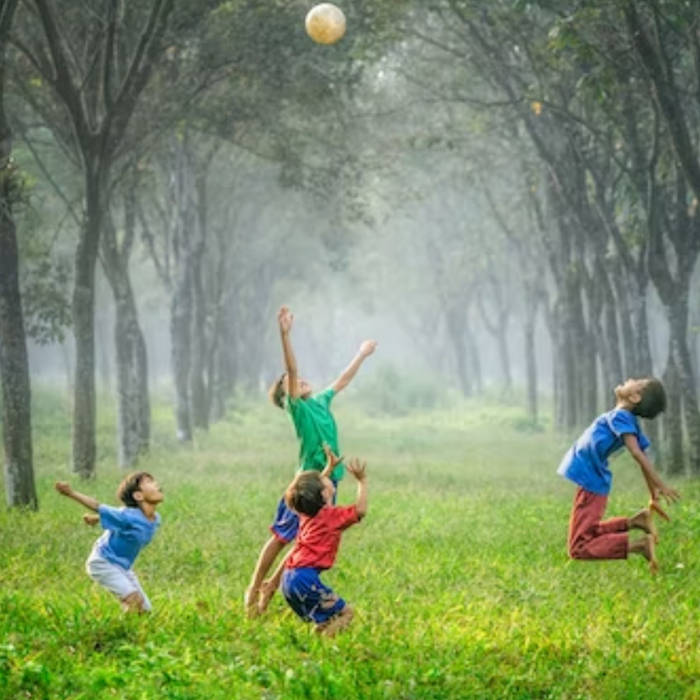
[558,378,679,572]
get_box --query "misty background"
[2,1,700,508]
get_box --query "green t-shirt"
[287,387,344,481]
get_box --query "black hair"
[633,378,666,419]
[116,471,153,508]
[285,471,325,517]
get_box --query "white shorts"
[85,550,152,611]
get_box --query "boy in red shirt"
[279,447,367,637]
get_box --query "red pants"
[568,487,628,560]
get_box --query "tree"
[0,0,37,508]
[11,0,177,476]
[100,183,150,467]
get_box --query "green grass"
[1,390,698,699]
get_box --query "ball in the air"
[305,3,346,45]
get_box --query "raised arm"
[331,340,378,394]
[346,458,368,519]
[54,482,99,512]
[278,306,299,398]
[623,434,680,504]
[322,444,344,478]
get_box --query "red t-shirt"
[286,504,360,570]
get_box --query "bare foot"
[315,605,354,637]
[630,534,658,575]
[244,586,260,619]
[629,508,658,543]
[257,579,277,614]
[649,499,671,522]
[646,534,659,575]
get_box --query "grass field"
[1,390,698,699]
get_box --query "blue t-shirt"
[557,408,650,495]
[95,505,161,570]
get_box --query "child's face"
[135,476,164,505]
[614,378,648,406]
[320,475,335,506]
[283,375,313,398]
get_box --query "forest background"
[0,1,699,698]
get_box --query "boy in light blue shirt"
[558,377,679,572]
[55,472,163,612]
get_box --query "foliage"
[0,392,697,698]
[0,154,72,344]
[20,257,71,344]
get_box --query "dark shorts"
[281,567,346,624]
[269,479,338,543]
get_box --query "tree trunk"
[96,311,112,394]
[114,292,150,467]
[71,165,106,477]
[171,257,193,442]
[631,283,654,377]
[445,307,471,397]
[598,257,624,388]
[204,225,228,424]
[189,172,208,430]
[495,319,512,394]
[0,0,36,509]
[0,166,37,509]
[611,268,636,378]
[477,289,512,393]
[668,299,700,475]
[207,342,225,423]
[101,204,151,469]
[543,301,565,430]
[523,302,538,425]
[561,267,587,428]
[662,351,685,475]
[464,313,482,395]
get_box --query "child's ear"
[133,490,144,503]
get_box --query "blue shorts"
[269,479,338,543]
[281,567,346,624]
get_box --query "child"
[557,377,680,572]
[245,305,376,617]
[280,447,367,636]
[55,472,163,612]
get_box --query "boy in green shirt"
[245,306,377,618]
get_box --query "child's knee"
[315,604,354,637]
[568,541,588,560]
[121,591,147,613]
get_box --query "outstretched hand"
[649,481,679,522]
[83,513,99,526]
[656,483,680,504]
[346,457,367,482]
[322,443,344,477]
[278,306,294,334]
[55,481,72,496]
[359,340,378,358]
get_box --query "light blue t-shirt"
[95,505,161,570]
[557,408,650,495]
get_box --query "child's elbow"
[629,447,646,463]
[356,507,367,520]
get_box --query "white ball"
[305,3,346,45]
